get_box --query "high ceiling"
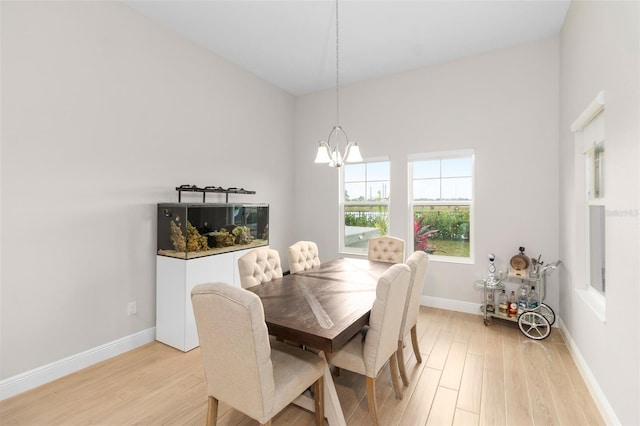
[126,1,571,95]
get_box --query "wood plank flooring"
[0,307,605,425]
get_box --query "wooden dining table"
[247,257,392,426]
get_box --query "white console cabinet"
[155,247,256,352]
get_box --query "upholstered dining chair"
[326,263,411,426]
[237,247,283,289]
[397,250,429,386]
[367,236,405,264]
[287,241,321,274]
[191,282,325,426]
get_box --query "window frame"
[339,157,391,256]
[571,91,606,321]
[408,149,475,264]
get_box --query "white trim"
[575,287,606,322]
[558,318,619,425]
[571,91,605,132]
[426,255,475,265]
[421,295,483,315]
[421,296,562,328]
[0,328,156,401]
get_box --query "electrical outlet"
[127,301,137,316]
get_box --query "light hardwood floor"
[0,307,604,425]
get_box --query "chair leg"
[410,325,422,363]
[313,376,324,426]
[333,366,341,376]
[366,376,379,426]
[389,353,403,400]
[397,339,409,386]
[206,396,218,426]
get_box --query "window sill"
[428,255,474,265]
[338,251,474,265]
[575,287,606,323]
[339,249,368,257]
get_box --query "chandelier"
[314,0,362,168]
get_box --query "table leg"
[292,351,346,426]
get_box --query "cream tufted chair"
[237,248,283,289]
[397,251,429,386]
[287,241,321,274]
[367,236,405,264]
[191,282,325,426]
[326,263,411,426]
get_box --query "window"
[578,103,606,297]
[340,160,390,254]
[409,151,473,262]
[586,137,605,296]
[571,91,605,320]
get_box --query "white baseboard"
[0,327,156,401]
[421,296,564,328]
[421,295,483,315]
[558,318,620,426]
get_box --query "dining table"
[247,257,392,426]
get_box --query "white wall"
[0,1,295,380]
[559,2,639,424]
[294,37,560,312]
[7,5,636,423]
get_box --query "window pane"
[413,160,440,179]
[413,205,470,258]
[442,157,472,177]
[367,162,390,181]
[341,160,390,255]
[344,205,388,248]
[589,204,605,294]
[345,182,365,201]
[344,163,365,182]
[441,177,472,200]
[594,141,604,199]
[365,181,390,201]
[413,179,440,200]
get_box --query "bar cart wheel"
[538,302,556,326]
[517,311,551,340]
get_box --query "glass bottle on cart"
[527,285,540,310]
[508,291,518,317]
[517,283,528,315]
[498,290,508,317]
[486,290,495,313]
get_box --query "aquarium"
[157,203,269,259]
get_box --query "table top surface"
[248,257,391,353]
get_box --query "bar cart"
[475,253,561,340]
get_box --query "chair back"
[402,251,429,338]
[238,248,283,288]
[368,236,405,263]
[288,241,321,273]
[191,282,274,421]
[362,263,411,377]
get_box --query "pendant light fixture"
[314,0,362,168]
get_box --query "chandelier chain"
[335,0,340,127]
[314,0,361,167]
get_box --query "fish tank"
[157,203,269,259]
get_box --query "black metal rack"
[175,185,256,203]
